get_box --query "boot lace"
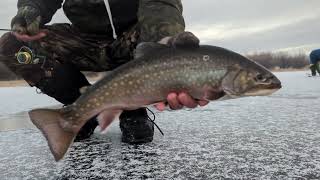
[146,107,164,136]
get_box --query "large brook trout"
[29,43,282,161]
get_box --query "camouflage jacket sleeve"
[17,0,63,25]
[138,0,186,42]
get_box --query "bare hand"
[11,6,45,42]
[12,31,46,42]
[155,92,209,111]
[158,31,200,48]
[155,32,204,111]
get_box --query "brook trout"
[29,43,281,161]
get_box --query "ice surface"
[0,87,59,115]
[0,71,319,179]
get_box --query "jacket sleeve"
[17,0,63,25]
[138,0,185,42]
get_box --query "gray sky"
[1,0,319,54]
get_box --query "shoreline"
[0,75,103,88]
[0,80,28,87]
[0,69,308,88]
[271,68,308,72]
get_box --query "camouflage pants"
[0,3,185,105]
[2,23,140,71]
[0,23,142,103]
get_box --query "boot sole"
[121,136,153,144]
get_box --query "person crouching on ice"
[0,0,209,144]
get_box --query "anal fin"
[97,109,123,133]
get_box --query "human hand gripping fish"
[155,32,210,111]
[29,40,281,161]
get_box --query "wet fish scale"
[61,54,222,130]
[74,50,231,118]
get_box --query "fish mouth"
[244,83,282,96]
[220,88,241,100]
[244,88,279,96]
[222,82,282,98]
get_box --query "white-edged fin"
[97,109,123,134]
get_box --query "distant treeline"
[0,52,310,81]
[246,52,309,70]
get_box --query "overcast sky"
[1,0,319,55]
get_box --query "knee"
[0,32,23,56]
[35,63,91,104]
[0,33,24,69]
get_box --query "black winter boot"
[74,116,99,141]
[120,108,154,144]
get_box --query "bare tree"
[246,52,309,70]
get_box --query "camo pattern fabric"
[0,32,53,85]
[17,0,63,25]
[31,23,142,71]
[16,0,185,41]
[11,6,42,35]
[1,0,185,82]
[138,0,185,42]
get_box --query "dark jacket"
[17,0,185,41]
[310,49,320,64]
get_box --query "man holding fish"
[0,0,209,144]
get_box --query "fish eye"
[255,74,266,82]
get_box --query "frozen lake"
[0,71,320,179]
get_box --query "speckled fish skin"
[29,44,281,161]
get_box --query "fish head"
[221,57,282,97]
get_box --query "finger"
[12,24,27,34]
[13,31,46,42]
[173,32,200,48]
[198,100,209,107]
[178,92,198,108]
[167,93,183,110]
[154,102,167,111]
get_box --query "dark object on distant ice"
[29,43,281,161]
[309,49,320,76]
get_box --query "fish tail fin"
[29,109,76,161]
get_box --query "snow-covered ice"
[0,71,319,179]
